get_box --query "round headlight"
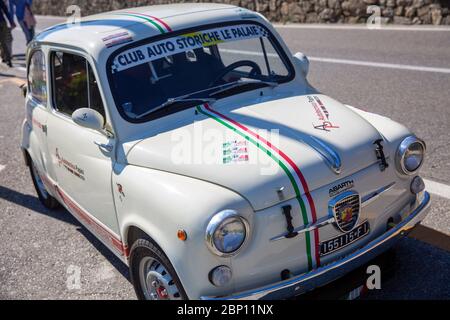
[397,136,426,175]
[205,210,249,257]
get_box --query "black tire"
[129,238,188,300]
[29,160,59,210]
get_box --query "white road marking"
[0,164,5,173]
[220,49,450,74]
[307,57,450,74]
[424,179,450,200]
[274,23,450,32]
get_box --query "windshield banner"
[111,24,268,73]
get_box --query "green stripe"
[115,13,165,34]
[197,106,313,270]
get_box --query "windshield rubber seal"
[106,19,296,124]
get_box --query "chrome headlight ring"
[205,210,249,257]
[396,136,426,175]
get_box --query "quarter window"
[51,51,105,118]
[28,50,47,104]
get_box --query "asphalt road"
[0,16,449,300]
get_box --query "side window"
[51,51,105,119]
[28,50,47,105]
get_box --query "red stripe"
[123,11,172,32]
[37,172,130,258]
[203,103,321,266]
[54,185,127,256]
[39,173,56,194]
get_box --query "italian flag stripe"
[197,104,318,270]
[114,12,169,34]
[130,12,173,32]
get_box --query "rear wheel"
[29,160,59,209]
[129,238,187,300]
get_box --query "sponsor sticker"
[32,118,47,133]
[308,95,339,132]
[102,32,133,48]
[111,24,268,73]
[116,183,125,202]
[222,140,249,164]
[55,148,85,181]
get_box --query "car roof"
[34,4,266,61]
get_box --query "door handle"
[94,141,113,152]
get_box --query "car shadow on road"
[0,185,131,283]
[0,72,22,78]
[76,226,131,282]
[0,185,76,225]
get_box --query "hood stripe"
[197,104,318,270]
[127,12,173,32]
[204,103,318,220]
[114,12,168,34]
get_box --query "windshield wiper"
[209,79,278,97]
[134,97,216,119]
[132,79,276,120]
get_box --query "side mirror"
[72,108,104,131]
[293,52,309,78]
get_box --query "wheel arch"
[123,223,193,299]
[121,221,174,269]
[125,224,165,255]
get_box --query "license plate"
[320,221,370,257]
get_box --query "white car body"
[21,4,430,299]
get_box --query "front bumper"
[201,191,431,300]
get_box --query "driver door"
[46,50,122,254]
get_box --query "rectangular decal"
[111,24,268,73]
[103,31,133,48]
[222,140,249,164]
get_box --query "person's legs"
[29,26,34,41]
[18,20,32,44]
[0,21,12,66]
[5,26,12,57]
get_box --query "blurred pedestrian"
[9,0,34,44]
[2,0,12,58]
[0,0,16,67]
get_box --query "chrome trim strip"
[270,216,334,241]
[361,182,396,207]
[201,192,430,300]
[308,136,342,174]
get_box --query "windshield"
[108,22,294,122]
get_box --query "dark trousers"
[0,21,12,62]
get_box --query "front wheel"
[129,238,187,300]
[29,160,59,209]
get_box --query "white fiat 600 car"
[22,4,430,300]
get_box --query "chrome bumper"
[201,191,431,300]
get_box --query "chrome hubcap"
[32,163,49,199]
[139,257,181,300]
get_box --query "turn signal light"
[177,229,187,241]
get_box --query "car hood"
[126,94,384,211]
